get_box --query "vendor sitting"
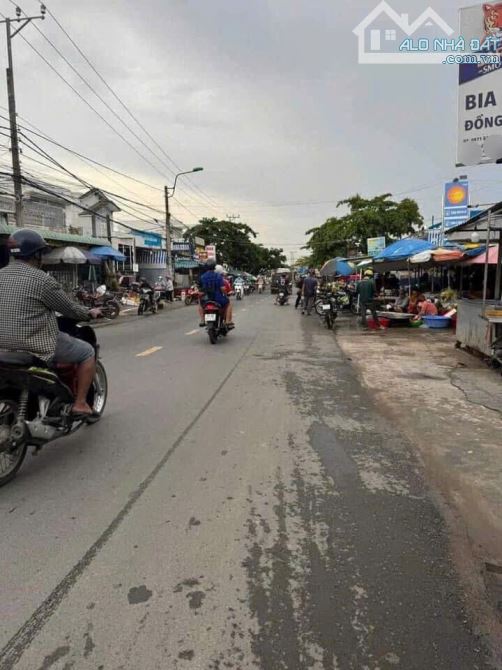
[407,290,420,314]
[413,295,438,321]
[393,289,409,313]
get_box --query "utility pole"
[164,167,203,278]
[164,185,173,279]
[1,5,46,227]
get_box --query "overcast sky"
[0,0,500,258]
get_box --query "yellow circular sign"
[447,185,466,205]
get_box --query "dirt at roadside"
[337,320,502,648]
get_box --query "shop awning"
[0,222,109,246]
[463,245,499,265]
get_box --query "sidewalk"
[336,319,502,615]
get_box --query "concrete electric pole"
[1,5,46,226]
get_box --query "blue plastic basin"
[423,316,451,329]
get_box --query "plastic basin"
[423,315,451,329]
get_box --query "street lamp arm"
[167,167,204,198]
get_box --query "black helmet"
[205,258,216,270]
[9,228,48,259]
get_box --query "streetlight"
[164,167,203,279]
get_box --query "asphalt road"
[0,296,494,669]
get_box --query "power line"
[43,2,221,211]
[5,1,221,214]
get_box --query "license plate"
[205,314,217,322]
[322,304,331,311]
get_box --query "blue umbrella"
[90,245,126,261]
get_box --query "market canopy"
[320,257,355,277]
[90,245,126,261]
[463,245,499,265]
[374,238,434,263]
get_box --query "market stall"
[448,205,502,357]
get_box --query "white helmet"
[215,264,225,274]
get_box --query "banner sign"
[172,242,191,253]
[136,231,162,248]
[205,245,217,260]
[367,236,386,257]
[458,4,502,166]
[443,180,469,230]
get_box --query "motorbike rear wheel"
[208,327,218,344]
[326,314,334,330]
[0,399,27,487]
[185,296,193,306]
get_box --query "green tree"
[185,218,286,274]
[305,194,423,266]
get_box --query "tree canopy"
[305,194,423,266]
[185,218,287,275]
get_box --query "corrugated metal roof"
[0,222,108,246]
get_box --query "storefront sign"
[367,236,386,257]
[205,245,217,260]
[457,4,502,166]
[443,180,469,230]
[172,241,191,253]
[136,230,162,248]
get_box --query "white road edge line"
[185,329,199,335]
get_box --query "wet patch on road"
[127,585,152,605]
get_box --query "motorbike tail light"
[205,304,219,312]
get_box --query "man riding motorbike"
[198,259,234,328]
[0,229,101,417]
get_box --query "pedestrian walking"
[356,269,382,329]
[165,276,174,302]
[302,269,318,315]
[295,275,304,309]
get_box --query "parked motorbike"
[203,301,230,344]
[0,318,108,486]
[317,292,338,329]
[73,285,121,320]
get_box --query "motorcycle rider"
[234,275,245,299]
[0,229,101,417]
[198,259,234,328]
[215,264,234,326]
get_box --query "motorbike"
[235,284,244,301]
[136,286,160,315]
[203,301,230,344]
[0,318,108,487]
[184,285,201,306]
[73,285,121,320]
[317,292,338,329]
[276,290,288,306]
